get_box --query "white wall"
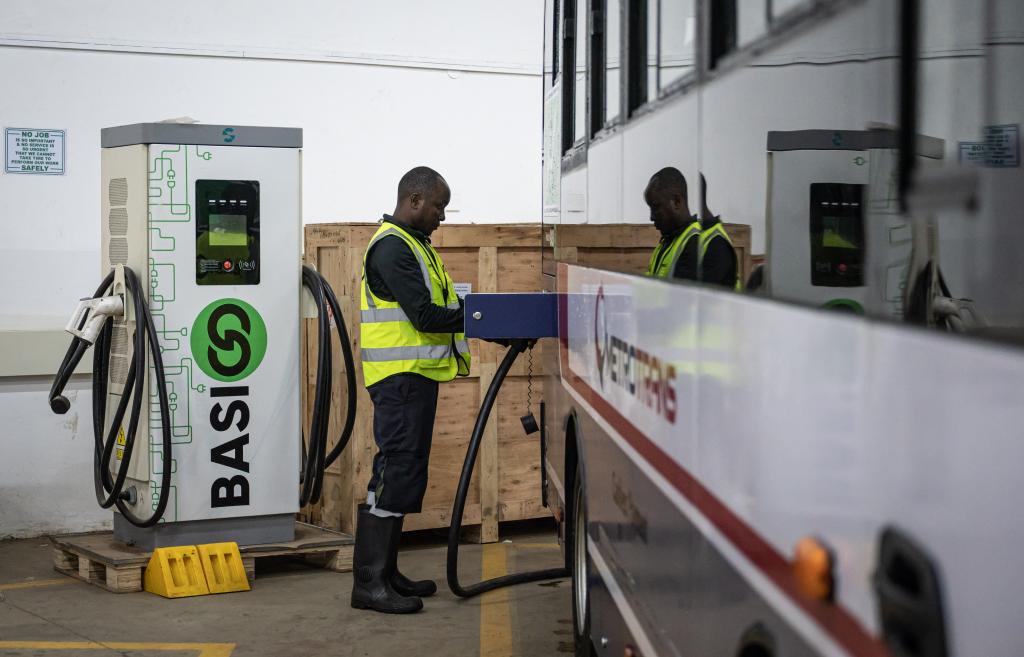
[0,380,109,539]
[0,1,544,538]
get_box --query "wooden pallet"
[51,522,354,593]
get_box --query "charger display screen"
[809,183,864,287]
[195,180,260,285]
[208,214,248,247]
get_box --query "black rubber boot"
[389,515,437,597]
[351,506,423,613]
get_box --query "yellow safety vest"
[646,221,702,279]
[360,222,471,387]
[698,222,742,291]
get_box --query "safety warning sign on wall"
[958,124,1020,169]
[4,128,66,175]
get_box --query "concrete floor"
[0,523,572,657]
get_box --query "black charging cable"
[447,340,568,597]
[299,265,357,507]
[49,267,172,528]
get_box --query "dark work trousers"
[366,372,439,514]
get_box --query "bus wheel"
[571,460,595,657]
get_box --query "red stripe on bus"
[555,263,888,657]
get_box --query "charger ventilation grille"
[109,321,130,385]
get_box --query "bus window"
[646,0,658,100]
[738,0,769,47]
[590,0,610,136]
[574,0,588,144]
[560,0,576,153]
[605,0,622,126]
[627,0,658,113]
[708,0,737,69]
[546,0,560,91]
[659,0,696,91]
[552,0,561,81]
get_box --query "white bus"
[539,1,1024,656]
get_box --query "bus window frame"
[589,0,627,148]
[570,0,857,159]
[562,0,591,171]
[700,0,855,83]
[626,0,652,117]
[654,0,700,102]
[624,0,703,121]
[592,0,623,139]
[590,0,604,139]
[561,0,577,156]
[552,0,562,82]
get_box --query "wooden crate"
[302,223,548,543]
[51,523,354,593]
[301,221,752,542]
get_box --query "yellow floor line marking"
[0,578,81,592]
[480,543,513,657]
[0,641,234,656]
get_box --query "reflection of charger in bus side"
[605,335,677,424]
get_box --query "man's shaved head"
[393,166,451,236]
[647,167,688,202]
[644,167,692,236]
[397,166,447,203]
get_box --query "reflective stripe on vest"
[359,223,471,387]
[361,342,470,362]
[360,300,460,324]
[698,223,741,291]
[646,221,702,279]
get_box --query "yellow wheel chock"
[144,542,250,598]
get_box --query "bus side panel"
[573,393,823,657]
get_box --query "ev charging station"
[43,119,558,600]
[49,123,353,550]
[765,129,943,315]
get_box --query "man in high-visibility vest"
[353,166,470,614]
[697,174,740,290]
[644,167,702,280]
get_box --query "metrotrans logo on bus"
[191,298,268,509]
[593,285,678,424]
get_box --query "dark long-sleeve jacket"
[364,216,464,332]
[700,216,738,288]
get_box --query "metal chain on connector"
[526,345,534,412]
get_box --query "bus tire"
[570,459,596,657]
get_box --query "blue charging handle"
[463,293,558,339]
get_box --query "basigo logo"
[191,298,268,509]
[192,299,267,382]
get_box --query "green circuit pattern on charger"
[145,144,214,521]
[147,145,213,220]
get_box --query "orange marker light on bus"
[793,536,835,602]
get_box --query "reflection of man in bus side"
[644,167,702,280]
[698,174,740,289]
